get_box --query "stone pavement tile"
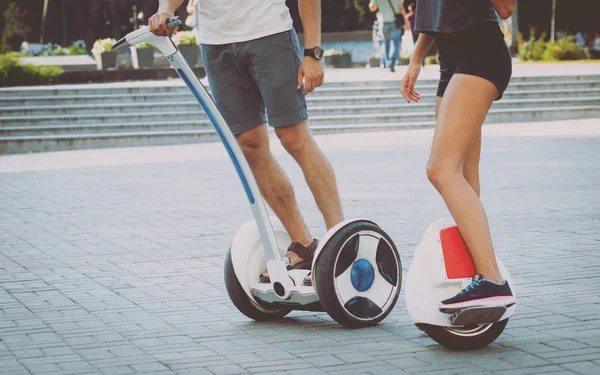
[491,365,577,375]
[285,368,330,375]
[205,364,248,374]
[562,361,600,375]
[303,355,345,367]
[173,369,214,375]
[98,365,136,375]
[244,362,315,374]
[385,356,428,368]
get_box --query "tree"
[0,2,31,53]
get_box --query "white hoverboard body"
[114,19,402,328]
[406,218,516,349]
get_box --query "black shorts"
[434,22,512,100]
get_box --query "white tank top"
[196,0,293,45]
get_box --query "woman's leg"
[427,73,502,283]
[435,96,482,197]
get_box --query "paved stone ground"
[1,119,599,375]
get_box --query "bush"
[424,54,439,65]
[135,42,155,49]
[324,49,350,57]
[542,36,588,61]
[518,28,547,61]
[0,3,30,53]
[172,31,197,46]
[0,53,62,87]
[91,38,116,55]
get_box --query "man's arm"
[158,0,184,14]
[149,0,184,36]
[490,0,516,19]
[369,0,378,13]
[298,0,321,48]
[297,0,323,95]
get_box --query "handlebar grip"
[166,16,182,31]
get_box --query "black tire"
[224,248,291,321]
[417,319,509,351]
[314,221,401,329]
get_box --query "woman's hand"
[401,63,422,103]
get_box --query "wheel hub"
[350,258,375,292]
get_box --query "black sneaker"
[439,273,515,313]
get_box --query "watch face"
[314,46,324,59]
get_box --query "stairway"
[1,74,599,154]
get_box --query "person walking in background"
[185,0,200,45]
[369,0,407,72]
[372,11,387,67]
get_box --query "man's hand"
[149,10,176,36]
[297,57,324,95]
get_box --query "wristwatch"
[304,46,324,60]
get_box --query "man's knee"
[274,122,313,157]
[236,128,269,162]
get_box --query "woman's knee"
[426,157,458,191]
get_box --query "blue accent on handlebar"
[177,68,256,205]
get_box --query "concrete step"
[4,95,600,118]
[2,97,599,124]
[1,77,599,99]
[3,105,598,154]
[0,120,214,137]
[0,130,220,154]
[2,104,598,139]
[3,87,600,107]
[308,105,600,125]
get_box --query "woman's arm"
[401,33,435,103]
[410,33,435,65]
[491,0,516,20]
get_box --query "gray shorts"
[200,29,308,135]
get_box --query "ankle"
[480,274,504,284]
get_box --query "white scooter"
[113,18,402,328]
[405,218,516,350]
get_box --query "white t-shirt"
[196,0,293,45]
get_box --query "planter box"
[369,57,380,67]
[324,54,352,68]
[178,44,199,67]
[94,51,118,70]
[130,47,155,69]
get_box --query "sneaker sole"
[439,295,516,314]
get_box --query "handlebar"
[112,16,182,53]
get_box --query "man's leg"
[236,124,313,248]
[274,121,344,230]
[200,41,314,266]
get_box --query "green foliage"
[542,36,587,61]
[518,28,547,61]
[324,49,351,56]
[519,28,588,62]
[0,53,62,87]
[424,54,439,65]
[135,43,155,49]
[92,38,116,55]
[0,3,30,53]
[173,31,197,46]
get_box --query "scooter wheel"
[224,248,291,321]
[314,221,401,329]
[416,319,509,351]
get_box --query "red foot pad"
[440,226,476,279]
